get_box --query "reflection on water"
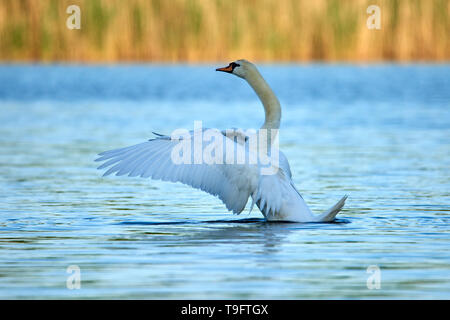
[0,64,449,299]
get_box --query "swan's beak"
[216,64,233,73]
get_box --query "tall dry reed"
[0,0,448,62]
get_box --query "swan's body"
[96,60,347,222]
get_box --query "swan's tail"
[316,195,348,222]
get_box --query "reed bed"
[0,0,448,62]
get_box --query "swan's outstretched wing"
[95,129,267,214]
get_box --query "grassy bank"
[0,0,448,62]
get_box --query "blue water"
[0,64,449,299]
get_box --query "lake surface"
[0,64,449,299]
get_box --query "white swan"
[96,59,347,222]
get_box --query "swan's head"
[216,59,256,79]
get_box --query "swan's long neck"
[246,69,281,133]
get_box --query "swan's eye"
[231,62,240,70]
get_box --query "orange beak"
[216,64,233,73]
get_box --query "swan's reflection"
[118,217,350,256]
[187,219,291,255]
